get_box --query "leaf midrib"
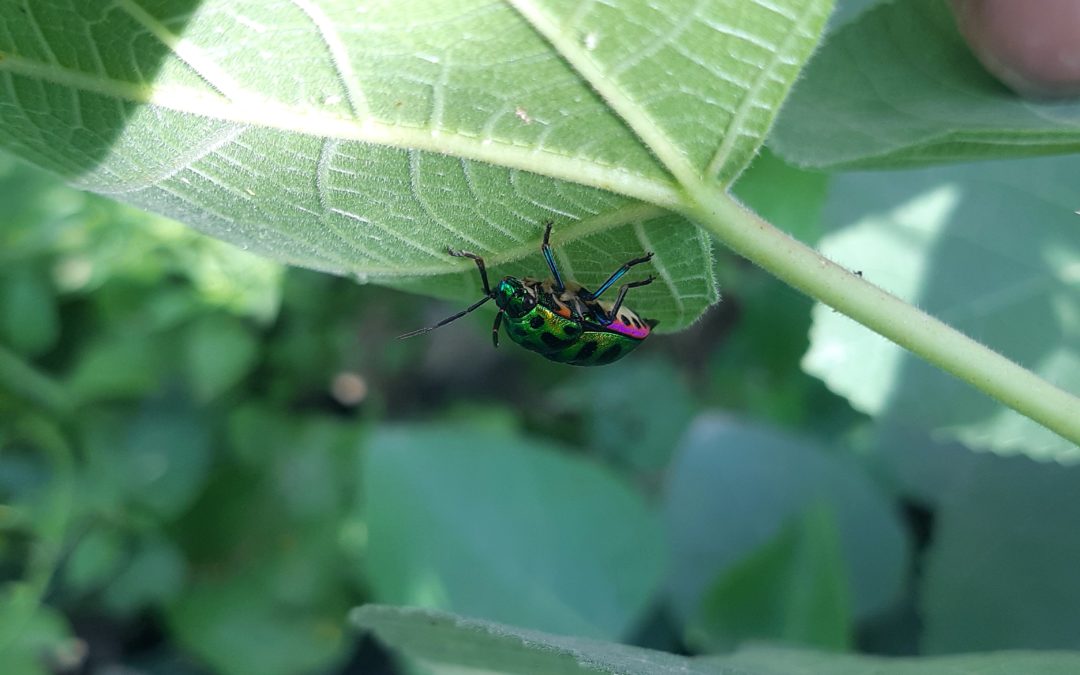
[504,0,703,191]
[0,51,683,207]
[2,0,729,291]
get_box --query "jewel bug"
[399,221,658,366]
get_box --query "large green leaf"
[364,425,664,641]
[353,605,734,675]
[166,414,360,675]
[353,604,1080,675]
[664,417,908,628]
[169,570,347,675]
[0,0,834,328]
[804,156,1080,461]
[0,416,73,663]
[689,503,852,652]
[723,647,1080,675]
[772,0,1080,169]
[920,455,1080,652]
[552,358,696,471]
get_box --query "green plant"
[2,0,1079,673]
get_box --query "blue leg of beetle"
[599,276,654,325]
[541,221,566,293]
[585,251,655,301]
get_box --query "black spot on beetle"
[541,331,572,349]
[575,341,598,361]
[529,315,545,329]
[512,325,528,337]
[563,323,581,336]
[595,344,623,364]
[631,317,643,329]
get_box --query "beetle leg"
[398,294,494,339]
[540,221,566,293]
[583,251,654,301]
[601,276,654,324]
[449,248,492,296]
[491,311,503,348]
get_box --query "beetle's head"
[493,277,536,318]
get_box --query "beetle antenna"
[398,294,494,339]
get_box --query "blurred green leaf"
[434,403,524,437]
[64,527,124,594]
[353,604,735,675]
[273,416,363,521]
[664,416,907,627]
[689,502,852,652]
[227,406,363,517]
[355,605,1080,675]
[920,455,1080,652]
[804,156,1080,461]
[66,334,171,403]
[0,603,78,675]
[0,153,88,261]
[732,149,830,243]
[554,359,695,471]
[872,424,978,508]
[102,535,186,614]
[169,572,347,675]
[772,0,1080,169]
[166,432,356,675]
[0,267,59,357]
[722,646,1080,675]
[0,345,72,415]
[714,147,843,431]
[226,402,295,467]
[706,272,855,432]
[828,0,882,28]
[365,426,664,640]
[0,416,73,661]
[185,314,259,402]
[74,400,214,526]
[121,401,214,519]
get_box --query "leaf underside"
[0,0,833,329]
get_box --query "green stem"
[0,415,74,654]
[0,344,74,416]
[683,182,1080,447]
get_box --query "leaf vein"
[705,0,824,181]
[290,0,370,118]
[315,138,396,265]
[0,54,684,208]
[633,221,684,320]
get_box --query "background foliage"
[2,0,1080,674]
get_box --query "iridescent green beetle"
[400,222,658,366]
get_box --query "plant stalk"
[0,344,74,416]
[683,182,1080,448]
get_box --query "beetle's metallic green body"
[400,222,657,367]
[495,278,655,367]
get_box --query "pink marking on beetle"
[608,316,650,339]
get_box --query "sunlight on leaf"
[0,0,833,329]
[805,156,1080,461]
